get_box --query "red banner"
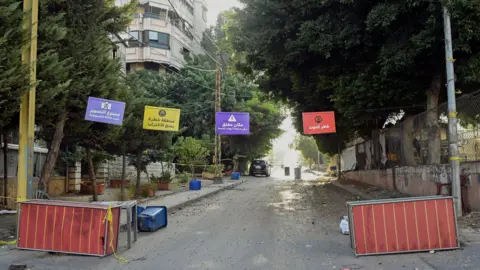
[302,111,336,135]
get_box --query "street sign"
[143,106,181,131]
[302,111,336,135]
[84,97,125,125]
[216,112,250,135]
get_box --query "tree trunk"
[38,112,67,191]
[121,150,126,201]
[401,116,416,165]
[86,148,98,201]
[3,132,8,205]
[426,74,442,164]
[136,150,142,195]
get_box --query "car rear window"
[253,160,266,166]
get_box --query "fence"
[349,90,480,170]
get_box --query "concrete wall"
[344,161,480,211]
[107,157,176,185]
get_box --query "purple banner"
[84,97,125,126]
[216,112,250,135]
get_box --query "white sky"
[271,115,301,167]
[206,0,241,25]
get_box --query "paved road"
[94,171,436,270]
[3,170,478,269]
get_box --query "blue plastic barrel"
[231,172,240,180]
[137,206,168,232]
[189,180,201,190]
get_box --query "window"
[202,7,207,22]
[145,31,170,49]
[129,31,139,41]
[181,47,190,58]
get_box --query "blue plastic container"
[189,179,202,191]
[231,172,240,180]
[137,206,168,232]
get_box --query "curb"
[167,180,247,212]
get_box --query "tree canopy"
[225,0,480,156]
[0,0,28,132]
[36,0,134,188]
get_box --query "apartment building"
[126,0,209,73]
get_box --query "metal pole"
[215,53,223,182]
[443,6,462,216]
[18,0,39,201]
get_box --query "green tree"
[292,136,321,169]
[220,96,284,161]
[226,0,480,161]
[0,0,28,132]
[115,71,173,194]
[36,0,135,189]
[173,137,209,175]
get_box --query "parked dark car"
[249,159,271,177]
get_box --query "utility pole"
[214,52,222,182]
[443,6,461,216]
[18,0,39,201]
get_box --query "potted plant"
[141,183,156,197]
[151,172,172,190]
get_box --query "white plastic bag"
[340,216,349,235]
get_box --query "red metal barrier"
[347,196,459,256]
[17,200,121,256]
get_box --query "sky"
[206,0,241,25]
[271,115,301,167]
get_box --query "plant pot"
[96,184,105,195]
[80,183,105,195]
[110,179,129,188]
[147,188,155,197]
[156,182,170,190]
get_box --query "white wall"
[107,157,176,184]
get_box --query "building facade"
[126,0,209,73]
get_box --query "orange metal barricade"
[347,196,460,256]
[17,200,121,256]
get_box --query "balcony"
[129,13,171,33]
[125,46,182,70]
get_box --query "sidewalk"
[0,178,247,269]
[330,177,480,245]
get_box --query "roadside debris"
[340,216,349,234]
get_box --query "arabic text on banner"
[302,111,336,135]
[143,106,180,131]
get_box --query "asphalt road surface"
[5,169,467,269]
[92,170,436,270]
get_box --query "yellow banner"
[143,106,181,131]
